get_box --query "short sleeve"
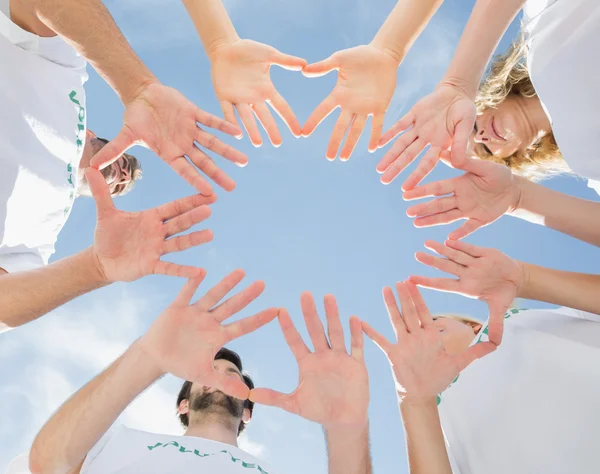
[80,425,122,473]
[4,453,31,474]
[0,252,45,274]
[587,179,600,197]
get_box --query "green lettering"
[78,107,85,122]
[76,139,83,148]
[163,441,179,448]
[257,466,269,474]
[179,445,193,453]
[67,176,74,186]
[147,442,163,451]
[193,449,210,457]
[77,123,85,131]
[69,90,80,105]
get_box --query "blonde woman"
[362,281,600,474]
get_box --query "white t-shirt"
[79,425,278,474]
[439,306,600,474]
[0,8,88,274]
[523,0,600,195]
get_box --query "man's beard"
[189,389,245,419]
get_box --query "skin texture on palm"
[90,83,247,196]
[301,45,399,161]
[250,292,369,428]
[411,239,524,345]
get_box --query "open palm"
[210,39,306,147]
[251,293,369,427]
[302,44,399,160]
[404,156,521,240]
[90,82,247,195]
[87,168,214,282]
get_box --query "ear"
[469,321,483,335]
[242,408,252,425]
[178,399,190,415]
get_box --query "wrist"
[206,33,241,63]
[82,247,112,286]
[368,39,405,66]
[515,261,532,299]
[133,338,168,381]
[508,175,528,214]
[439,75,478,101]
[398,394,438,408]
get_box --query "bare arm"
[29,341,162,474]
[325,422,372,474]
[511,176,600,247]
[0,248,107,332]
[401,399,452,474]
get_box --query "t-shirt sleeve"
[587,179,600,197]
[0,251,44,274]
[3,453,31,474]
[80,425,122,473]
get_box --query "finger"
[301,96,337,137]
[376,129,417,174]
[415,252,464,277]
[237,104,263,147]
[424,239,474,267]
[444,239,485,258]
[361,320,392,353]
[156,193,217,222]
[368,114,385,153]
[278,307,311,361]
[205,372,250,401]
[451,117,476,168]
[89,127,135,170]
[414,209,464,228]
[300,291,330,351]
[301,55,337,78]
[448,220,485,240]
[270,50,307,71]
[486,300,508,345]
[382,286,407,340]
[268,91,302,137]
[405,282,434,328]
[379,110,414,148]
[402,178,456,201]
[339,114,367,161]
[196,128,248,166]
[169,156,213,196]
[249,388,297,413]
[188,146,236,192]
[85,167,116,218]
[455,341,497,372]
[402,146,442,192]
[162,229,214,254]
[173,271,207,306]
[253,102,283,147]
[395,282,420,333]
[225,307,279,339]
[323,294,346,351]
[349,316,364,361]
[153,261,205,279]
[196,107,242,138]
[406,196,457,219]
[196,269,246,311]
[220,100,241,136]
[163,205,212,238]
[212,280,267,322]
[409,275,460,293]
[326,110,353,160]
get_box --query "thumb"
[486,300,509,345]
[90,127,135,170]
[249,388,297,413]
[450,117,475,168]
[207,372,251,401]
[85,167,116,218]
[302,55,338,78]
[456,341,497,372]
[270,50,307,71]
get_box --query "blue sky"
[2,0,600,472]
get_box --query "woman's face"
[434,317,481,355]
[468,94,551,159]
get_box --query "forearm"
[371,0,444,63]
[519,263,600,315]
[182,0,239,61]
[30,340,164,474]
[324,421,372,474]
[24,0,156,103]
[0,248,108,331]
[443,0,526,97]
[400,398,452,474]
[511,176,600,246]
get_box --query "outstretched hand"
[250,292,369,428]
[87,167,215,282]
[412,239,524,344]
[377,83,476,190]
[362,282,495,401]
[301,44,399,160]
[90,82,247,195]
[139,269,278,400]
[403,155,522,239]
[210,39,306,147]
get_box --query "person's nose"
[473,127,489,143]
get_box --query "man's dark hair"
[95,137,142,196]
[176,347,255,435]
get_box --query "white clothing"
[0,9,87,274]
[439,306,600,474]
[523,0,600,195]
[80,425,278,474]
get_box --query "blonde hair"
[432,314,483,333]
[474,36,571,181]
